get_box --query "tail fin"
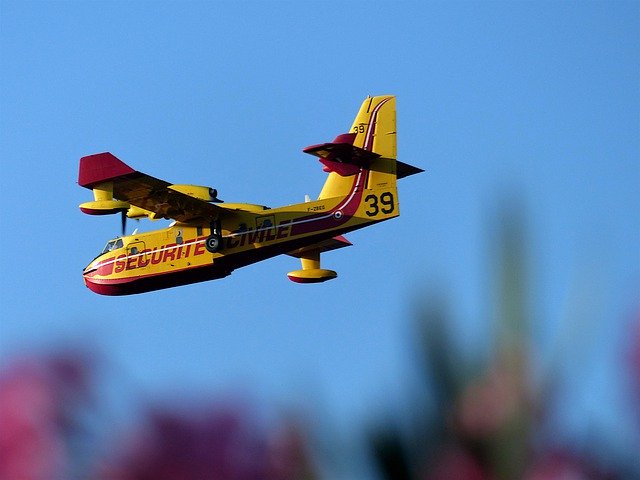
[351,95,396,158]
[309,96,398,199]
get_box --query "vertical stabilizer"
[350,95,396,159]
[316,96,397,199]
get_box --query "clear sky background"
[1,1,638,474]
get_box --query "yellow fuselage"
[83,174,398,295]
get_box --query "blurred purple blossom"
[95,405,316,480]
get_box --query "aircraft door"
[126,241,149,273]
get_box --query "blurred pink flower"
[523,451,614,480]
[424,444,486,480]
[0,351,91,480]
[455,358,531,439]
[0,361,62,479]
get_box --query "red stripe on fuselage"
[290,168,368,236]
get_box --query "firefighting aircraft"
[79,95,422,295]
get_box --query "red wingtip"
[78,152,136,188]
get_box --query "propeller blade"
[120,210,127,236]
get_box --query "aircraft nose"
[83,262,98,277]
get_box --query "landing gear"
[205,234,222,253]
[205,220,223,253]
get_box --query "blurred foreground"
[1,207,638,480]
[368,208,639,480]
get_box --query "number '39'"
[364,192,395,217]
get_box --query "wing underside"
[111,172,220,223]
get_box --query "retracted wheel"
[205,234,222,253]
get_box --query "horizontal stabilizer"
[397,160,424,179]
[286,235,352,259]
[304,133,380,166]
[305,132,423,179]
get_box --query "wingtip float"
[78,95,423,295]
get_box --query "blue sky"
[1,0,638,468]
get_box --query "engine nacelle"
[218,203,269,213]
[169,185,221,202]
[80,183,221,217]
[126,205,158,220]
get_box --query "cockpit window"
[101,240,116,255]
[101,238,124,255]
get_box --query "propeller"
[120,209,127,236]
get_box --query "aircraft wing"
[286,235,352,258]
[78,152,234,223]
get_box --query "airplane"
[78,95,423,295]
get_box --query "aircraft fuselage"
[83,176,398,295]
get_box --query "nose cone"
[81,257,116,295]
[83,277,108,295]
[83,262,96,276]
[82,259,100,281]
[82,271,125,296]
[82,263,102,293]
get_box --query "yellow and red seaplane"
[79,95,422,295]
